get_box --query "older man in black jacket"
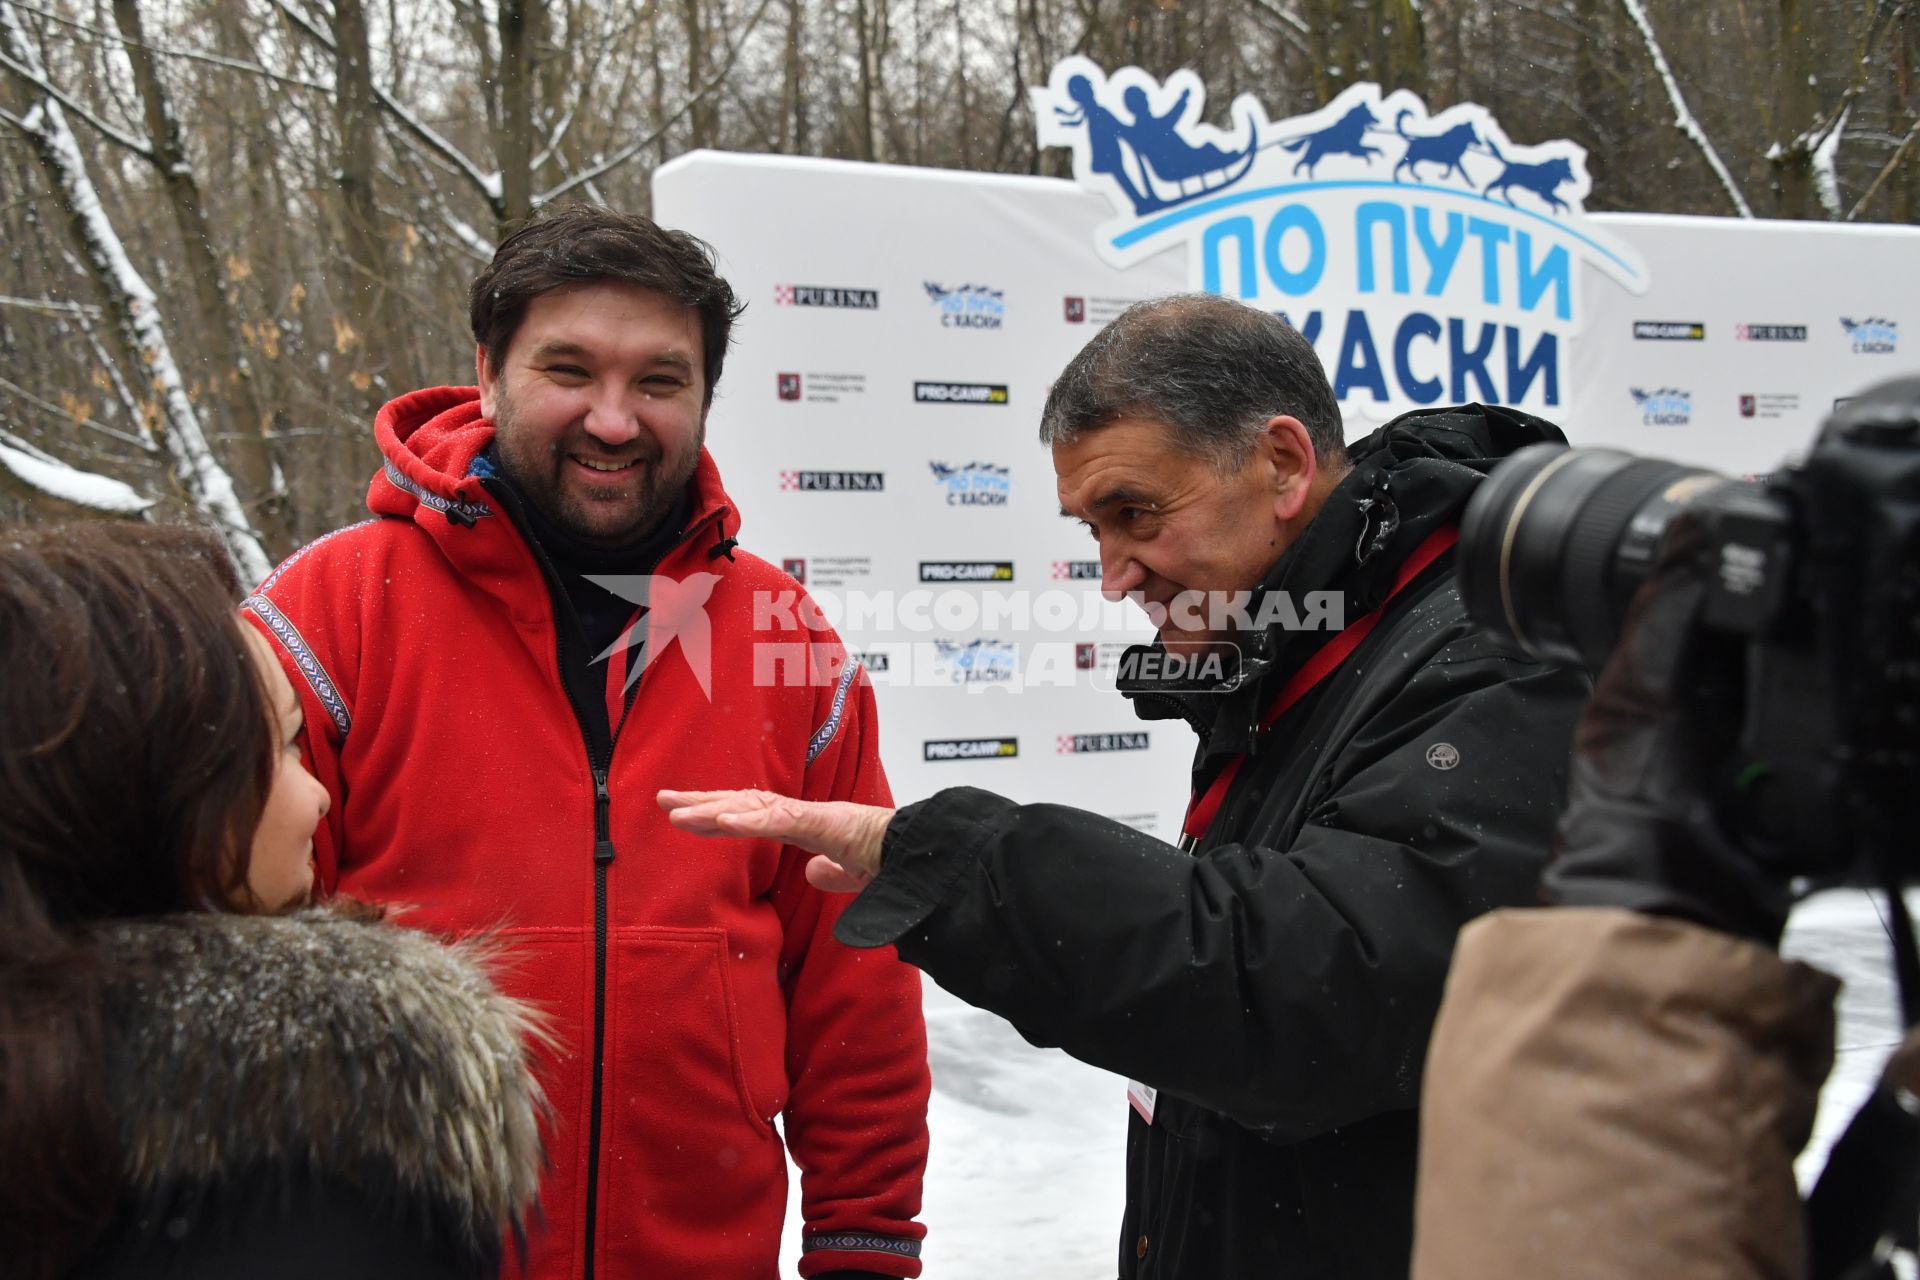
[662,294,1589,1279]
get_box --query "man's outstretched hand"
[657,789,895,892]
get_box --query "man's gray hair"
[1039,294,1346,468]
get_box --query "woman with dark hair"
[0,522,545,1280]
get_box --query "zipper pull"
[592,769,617,864]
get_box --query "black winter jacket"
[73,909,545,1280]
[836,406,1592,1279]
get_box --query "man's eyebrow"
[528,340,696,374]
[1059,487,1152,519]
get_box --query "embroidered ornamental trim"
[802,1232,923,1260]
[243,594,351,739]
[806,660,863,766]
[383,461,492,522]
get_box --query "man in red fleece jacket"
[243,205,930,1279]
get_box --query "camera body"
[1458,376,1920,877]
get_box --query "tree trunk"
[331,0,390,408]
[110,0,286,552]
[1770,0,1817,216]
[497,0,536,227]
[5,3,270,580]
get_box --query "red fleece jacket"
[245,387,930,1279]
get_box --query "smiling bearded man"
[242,205,930,1280]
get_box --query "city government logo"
[1035,57,1649,421]
[930,460,1010,506]
[919,560,1014,582]
[773,284,879,309]
[779,471,886,492]
[924,737,1019,761]
[778,372,801,401]
[1058,732,1151,754]
[914,381,1009,405]
[781,558,806,583]
[1633,321,1705,341]
[925,282,1005,330]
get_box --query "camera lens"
[1458,444,1728,669]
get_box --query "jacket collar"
[96,908,545,1250]
[1123,403,1567,755]
[366,385,741,581]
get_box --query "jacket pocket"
[607,927,774,1135]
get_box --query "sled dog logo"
[1484,153,1578,214]
[1033,58,1649,421]
[1629,387,1693,426]
[1393,111,1480,183]
[1839,317,1899,354]
[1285,104,1383,178]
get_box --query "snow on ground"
[778,889,1903,1275]
[1785,888,1912,1187]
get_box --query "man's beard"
[491,389,704,551]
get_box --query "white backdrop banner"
[654,82,1919,834]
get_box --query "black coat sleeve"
[835,645,1587,1143]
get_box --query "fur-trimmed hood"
[94,908,545,1252]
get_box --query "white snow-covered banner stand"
[656,57,1920,841]
[655,63,1920,1278]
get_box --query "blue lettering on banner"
[929,460,1011,506]
[1034,57,1648,418]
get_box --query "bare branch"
[1618,0,1752,217]
[1846,116,1920,220]
[535,0,775,206]
[269,0,504,209]
[0,45,154,157]
[5,1,330,92]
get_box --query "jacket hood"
[1123,402,1567,742]
[96,907,546,1250]
[367,385,741,555]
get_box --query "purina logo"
[925,282,1005,330]
[1064,296,1087,323]
[1053,560,1102,580]
[773,284,879,309]
[779,471,886,492]
[930,460,1010,507]
[930,638,1018,685]
[1736,323,1807,342]
[1058,732,1151,755]
[924,737,1019,761]
[778,373,801,401]
[1633,321,1705,341]
[914,381,1009,405]
[919,561,1014,583]
[1630,387,1692,426]
[1034,58,1647,420]
[1840,317,1899,354]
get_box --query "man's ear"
[1261,415,1320,522]
[475,346,496,418]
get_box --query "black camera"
[1456,375,1920,876]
